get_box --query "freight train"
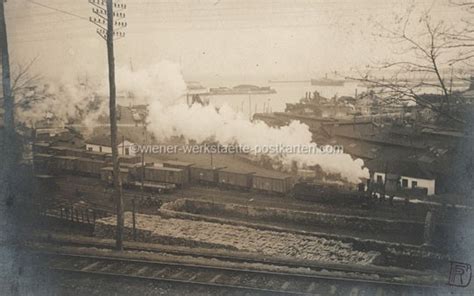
[33,144,297,195]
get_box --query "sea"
[186,79,468,119]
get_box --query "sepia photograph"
[1,0,474,295]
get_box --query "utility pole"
[0,0,15,195]
[89,0,127,251]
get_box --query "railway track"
[35,233,434,281]
[42,252,439,295]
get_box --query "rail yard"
[3,1,474,295]
[17,139,468,295]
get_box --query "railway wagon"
[118,155,141,164]
[76,157,105,177]
[217,169,255,190]
[33,153,54,172]
[190,165,225,184]
[47,146,70,156]
[100,167,131,186]
[63,148,88,158]
[83,150,111,161]
[252,174,294,195]
[162,160,194,184]
[119,162,140,179]
[143,166,187,187]
[33,142,51,154]
[50,156,78,173]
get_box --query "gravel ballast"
[95,212,380,265]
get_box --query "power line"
[26,0,88,21]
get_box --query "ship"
[207,84,277,95]
[311,74,345,86]
[185,81,208,95]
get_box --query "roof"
[84,150,110,157]
[162,160,194,167]
[191,164,227,170]
[35,128,69,135]
[120,163,140,168]
[35,174,55,179]
[86,134,132,147]
[421,127,471,139]
[146,166,183,172]
[219,168,256,175]
[49,146,69,151]
[253,173,292,180]
[366,159,435,180]
[77,157,104,163]
[101,167,129,173]
[53,156,78,160]
[34,153,53,158]
[34,142,50,147]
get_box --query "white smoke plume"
[116,61,369,183]
[15,60,369,183]
[15,76,107,135]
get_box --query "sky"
[5,0,470,83]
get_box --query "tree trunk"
[0,0,16,203]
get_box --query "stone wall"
[162,198,425,236]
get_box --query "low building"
[367,159,436,196]
[85,135,137,156]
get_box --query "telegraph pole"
[89,0,127,251]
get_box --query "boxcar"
[33,142,50,154]
[119,162,141,180]
[33,153,54,172]
[48,146,69,156]
[190,165,225,185]
[63,148,88,158]
[100,167,131,186]
[118,154,141,164]
[162,160,194,184]
[252,174,294,195]
[217,169,254,190]
[144,166,186,187]
[83,150,110,161]
[50,156,78,173]
[76,157,105,177]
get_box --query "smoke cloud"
[15,59,369,183]
[115,61,369,183]
[15,76,107,135]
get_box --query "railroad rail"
[34,233,435,282]
[41,251,440,295]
